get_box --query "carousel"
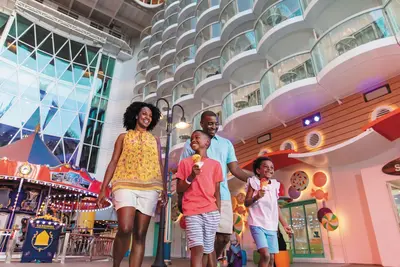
[0,130,112,252]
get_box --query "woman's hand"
[160,190,168,206]
[96,190,106,208]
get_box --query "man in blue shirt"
[180,110,252,265]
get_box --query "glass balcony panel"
[175,45,196,66]
[197,0,221,19]
[194,57,221,87]
[220,0,254,29]
[195,22,221,48]
[311,9,392,73]
[177,17,197,38]
[221,30,256,67]
[144,81,157,98]
[157,64,175,84]
[172,78,194,103]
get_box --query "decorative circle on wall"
[321,213,339,231]
[288,186,301,199]
[371,105,394,121]
[290,171,309,191]
[280,140,296,151]
[258,147,271,156]
[313,172,327,187]
[306,131,323,149]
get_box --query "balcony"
[160,37,177,65]
[131,94,143,103]
[157,64,176,94]
[222,82,261,122]
[196,0,221,30]
[177,16,197,50]
[149,31,163,57]
[259,51,333,122]
[195,22,221,62]
[194,56,223,95]
[163,12,179,40]
[220,30,257,77]
[140,26,152,48]
[174,45,196,80]
[165,0,180,17]
[220,0,255,40]
[140,26,152,47]
[171,126,192,149]
[151,10,165,33]
[309,4,400,100]
[255,0,304,55]
[134,69,146,94]
[172,78,195,104]
[137,47,149,70]
[179,0,198,23]
[192,105,223,130]
[145,54,161,80]
[143,81,158,102]
[312,8,392,74]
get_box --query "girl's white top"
[246,176,280,231]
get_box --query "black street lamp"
[152,98,189,267]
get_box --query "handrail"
[264,50,310,74]
[221,81,259,102]
[220,29,255,57]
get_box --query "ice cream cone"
[192,154,203,168]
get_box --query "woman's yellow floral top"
[111,130,163,192]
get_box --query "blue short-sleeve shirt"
[180,135,237,200]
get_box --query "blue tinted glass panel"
[53,139,65,162]
[84,119,95,144]
[24,107,40,130]
[65,116,82,139]
[37,50,53,73]
[88,146,99,173]
[41,105,57,129]
[59,109,76,136]
[97,98,108,122]
[0,92,17,119]
[17,41,34,64]
[63,138,79,163]
[79,144,91,169]
[75,87,90,111]
[55,57,70,78]
[92,121,103,146]
[43,134,60,151]
[0,123,19,146]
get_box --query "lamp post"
[152,98,188,267]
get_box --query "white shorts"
[113,189,160,216]
[217,200,233,234]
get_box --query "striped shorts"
[185,210,220,254]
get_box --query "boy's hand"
[284,225,293,238]
[256,189,265,199]
[190,164,201,179]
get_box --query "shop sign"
[382,157,400,176]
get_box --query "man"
[180,110,251,265]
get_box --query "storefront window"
[281,199,324,258]
[387,182,400,227]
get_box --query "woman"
[97,102,167,267]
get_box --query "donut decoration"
[288,186,301,199]
[233,213,244,235]
[290,171,309,191]
[321,213,339,231]
[313,172,327,187]
[311,189,328,201]
[236,193,245,205]
[179,216,186,230]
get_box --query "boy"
[244,157,292,267]
[176,130,223,267]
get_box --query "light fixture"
[175,117,189,129]
[302,112,321,127]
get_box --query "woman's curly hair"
[123,102,161,131]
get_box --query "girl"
[244,157,292,267]
[97,102,167,267]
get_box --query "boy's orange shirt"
[176,157,223,216]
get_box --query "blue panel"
[68,147,78,165]
[41,105,57,129]
[24,107,40,130]
[28,133,61,166]
[0,92,17,119]
[52,139,65,163]
[43,134,60,151]
[0,123,19,146]
[64,116,82,139]
[59,109,76,136]
[63,138,79,163]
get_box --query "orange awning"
[362,108,400,141]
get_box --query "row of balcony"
[137,0,400,152]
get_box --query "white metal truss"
[15,0,132,54]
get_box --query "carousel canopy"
[0,132,61,167]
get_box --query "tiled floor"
[6,258,378,267]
